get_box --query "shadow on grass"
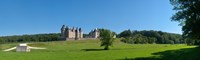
[82,48,136,51]
[81,49,105,51]
[118,47,200,60]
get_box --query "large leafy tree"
[100,29,115,50]
[170,0,200,40]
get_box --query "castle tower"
[79,28,83,38]
[94,28,100,38]
[75,27,79,40]
[65,26,69,38]
[61,25,66,39]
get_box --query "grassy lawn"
[0,39,197,60]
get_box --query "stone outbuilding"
[16,44,30,52]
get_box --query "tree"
[100,29,115,50]
[170,0,200,40]
[0,33,61,44]
[148,37,157,44]
[118,29,132,38]
[119,30,183,44]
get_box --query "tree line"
[118,30,185,44]
[0,29,195,45]
[0,33,61,44]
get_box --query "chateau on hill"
[60,25,100,40]
[61,25,83,40]
[87,28,100,38]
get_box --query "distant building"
[61,25,83,40]
[60,25,100,40]
[87,28,100,39]
[16,44,30,52]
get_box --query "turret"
[76,27,79,32]
[65,26,69,30]
[79,28,83,38]
[61,25,66,39]
[72,27,75,31]
[75,27,79,40]
[61,25,65,31]
[94,28,98,32]
[79,28,82,32]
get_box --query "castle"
[87,28,100,38]
[61,25,83,40]
[60,25,100,40]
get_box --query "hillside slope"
[0,39,197,60]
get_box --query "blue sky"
[0,0,181,36]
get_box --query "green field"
[0,39,199,60]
